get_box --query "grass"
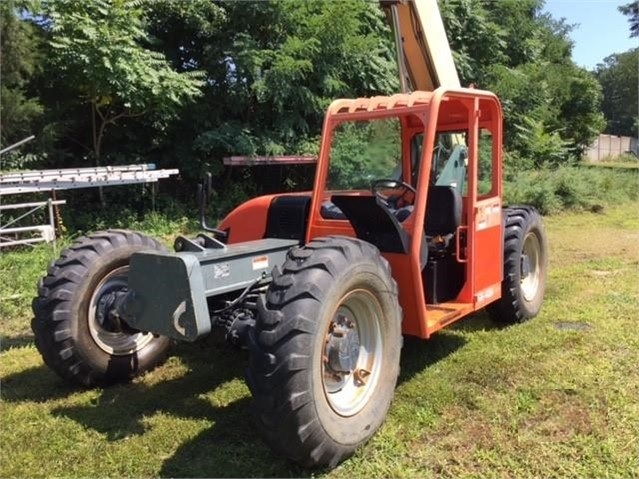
[1,201,638,478]
[585,153,639,169]
[584,162,639,170]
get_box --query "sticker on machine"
[213,262,230,279]
[252,255,269,271]
[476,286,495,303]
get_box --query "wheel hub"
[96,291,128,333]
[520,254,531,279]
[326,315,360,374]
[88,266,153,356]
[321,290,384,417]
[520,232,541,302]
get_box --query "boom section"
[381,0,460,92]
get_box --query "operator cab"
[317,124,474,304]
[315,118,470,304]
[305,90,503,339]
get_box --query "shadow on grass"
[49,344,237,425]
[2,313,502,478]
[158,397,310,478]
[399,331,465,385]
[1,364,80,402]
[450,310,505,333]
[398,310,505,385]
[1,333,36,350]
[42,342,305,478]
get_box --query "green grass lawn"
[1,202,638,478]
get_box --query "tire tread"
[247,236,401,468]
[487,207,548,324]
[31,229,170,387]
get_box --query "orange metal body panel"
[217,194,277,244]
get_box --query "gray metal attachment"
[122,238,298,342]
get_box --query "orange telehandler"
[32,0,548,468]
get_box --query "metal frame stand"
[0,164,179,250]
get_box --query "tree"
[0,0,45,166]
[144,0,398,188]
[438,0,604,161]
[41,0,204,171]
[4,0,611,206]
[595,48,639,136]
[439,0,507,85]
[619,2,639,37]
[550,66,606,153]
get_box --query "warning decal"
[252,255,269,271]
[213,262,230,279]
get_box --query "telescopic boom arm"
[381,0,460,92]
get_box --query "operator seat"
[425,185,462,254]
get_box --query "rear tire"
[246,236,402,468]
[31,230,172,387]
[487,207,548,323]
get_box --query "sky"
[542,0,638,70]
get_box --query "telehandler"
[32,0,548,468]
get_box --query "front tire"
[247,236,402,468]
[487,207,548,323]
[31,230,172,387]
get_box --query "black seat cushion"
[425,186,462,237]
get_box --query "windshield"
[327,118,401,191]
[410,131,468,191]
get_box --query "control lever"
[197,173,228,241]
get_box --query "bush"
[505,171,562,214]
[504,165,639,214]
[61,198,196,243]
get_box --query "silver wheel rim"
[88,265,153,355]
[521,232,541,302]
[322,289,384,417]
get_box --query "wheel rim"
[88,265,154,355]
[322,289,383,417]
[520,232,541,302]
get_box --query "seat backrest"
[425,185,462,236]
[331,195,410,254]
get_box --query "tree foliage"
[592,3,639,137]
[595,48,639,136]
[0,0,611,208]
[619,2,639,37]
[142,0,397,180]
[39,0,204,167]
[440,0,604,161]
[328,119,400,190]
[0,0,44,162]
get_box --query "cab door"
[467,98,503,309]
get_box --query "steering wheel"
[370,179,417,208]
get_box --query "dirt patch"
[521,392,600,441]
[554,321,593,331]
[590,270,613,277]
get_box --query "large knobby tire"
[487,207,548,324]
[246,236,402,468]
[31,229,172,387]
